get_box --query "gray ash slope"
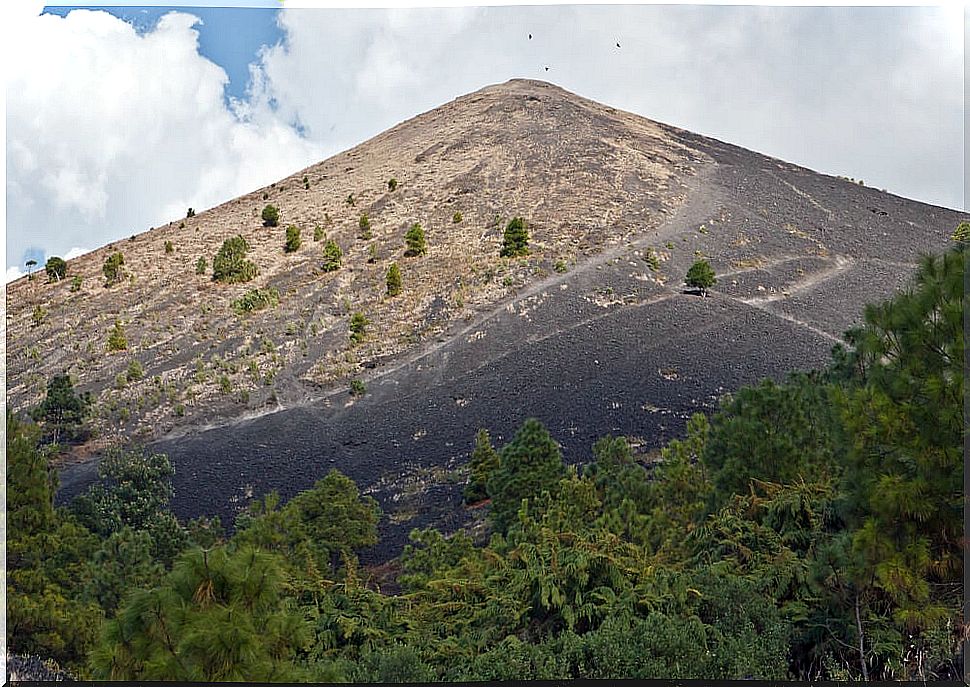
[56,80,964,564]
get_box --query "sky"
[4,2,965,282]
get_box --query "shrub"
[32,305,47,326]
[103,252,126,286]
[404,223,427,257]
[554,260,567,273]
[231,287,281,315]
[952,221,970,243]
[368,243,378,263]
[107,320,128,352]
[164,241,174,255]
[453,211,463,224]
[127,359,144,381]
[350,379,366,396]
[322,240,342,272]
[70,275,83,292]
[645,248,661,271]
[212,236,257,284]
[261,204,280,227]
[349,312,368,344]
[685,259,717,295]
[500,217,529,257]
[114,372,128,389]
[386,262,402,296]
[186,208,195,218]
[359,214,372,239]
[388,178,398,192]
[195,256,207,275]
[313,226,325,242]
[45,256,67,282]
[284,226,301,253]
[346,193,356,206]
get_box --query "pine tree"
[487,418,566,534]
[284,225,301,253]
[386,262,402,297]
[464,429,500,504]
[500,217,529,257]
[404,223,427,257]
[322,240,342,272]
[103,252,126,286]
[212,236,257,283]
[684,260,716,295]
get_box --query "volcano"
[9,79,963,562]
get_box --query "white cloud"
[6,8,323,274]
[5,4,963,280]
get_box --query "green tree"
[262,204,280,227]
[71,447,177,537]
[386,262,402,297]
[685,259,716,294]
[107,319,128,351]
[464,429,499,504]
[45,256,68,282]
[404,223,427,257]
[349,312,368,344]
[387,178,398,192]
[7,414,102,670]
[487,418,566,534]
[830,247,964,677]
[83,526,164,615]
[186,207,195,218]
[195,256,207,275]
[70,275,83,292]
[212,235,257,283]
[103,252,125,286]
[359,213,372,239]
[500,217,529,257]
[702,375,839,508]
[26,258,37,279]
[164,240,174,254]
[32,373,91,444]
[91,546,315,681]
[284,225,301,253]
[322,239,342,272]
[234,469,380,576]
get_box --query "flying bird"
[528,33,532,39]
[616,41,621,48]
[544,65,550,71]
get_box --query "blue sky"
[42,5,283,101]
[6,3,965,280]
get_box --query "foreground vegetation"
[8,245,964,681]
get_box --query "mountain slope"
[8,79,701,446]
[8,79,964,561]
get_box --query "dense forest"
[8,243,965,681]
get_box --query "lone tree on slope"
[685,259,717,296]
[500,217,530,258]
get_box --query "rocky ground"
[52,87,965,562]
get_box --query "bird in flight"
[529,33,532,40]
[616,41,621,48]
